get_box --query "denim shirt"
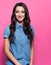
[4,22,35,65]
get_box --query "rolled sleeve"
[4,26,10,38]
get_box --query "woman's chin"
[17,19,24,22]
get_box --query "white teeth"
[19,16,22,17]
[18,16,22,19]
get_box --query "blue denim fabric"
[4,22,35,65]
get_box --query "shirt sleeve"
[3,26,10,38]
[31,25,36,38]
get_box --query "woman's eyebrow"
[15,10,19,11]
[15,10,25,12]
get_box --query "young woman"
[4,2,35,65]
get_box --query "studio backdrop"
[0,0,51,65]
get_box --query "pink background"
[0,0,51,65]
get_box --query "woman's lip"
[18,16,23,19]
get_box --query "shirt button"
[23,47,24,58]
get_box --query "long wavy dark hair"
[9,2,34,46]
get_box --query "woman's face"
[15,6,25,22]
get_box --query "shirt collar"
[16,22,23,29]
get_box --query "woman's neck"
[17,21,23,26]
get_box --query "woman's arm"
[4,38,21,65]
[30,39,34,65]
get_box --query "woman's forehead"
[15,6,25,11]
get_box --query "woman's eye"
[15,11,19,13]
[15,11,25,13]
[21,11,25,13]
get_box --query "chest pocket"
[14,29,28,45]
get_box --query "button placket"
[23,46,24,58]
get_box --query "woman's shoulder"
[5,25,10,31]
[4,25,10,38]
[30,25,36,38]
[30,25,34,31]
